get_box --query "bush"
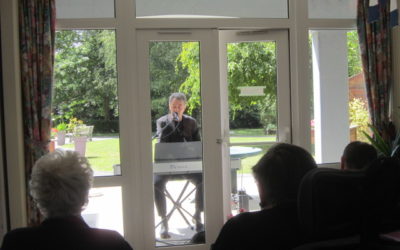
[229,106,262,129]
[85,120,120,133]
[349,98,370,142]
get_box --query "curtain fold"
[357,0,393,133]
[18,0,55,226]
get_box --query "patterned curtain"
[18,0,55,226]
[357,0,392,132]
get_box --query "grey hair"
[169,92,187,104]
[29,149,93,218]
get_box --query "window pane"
[308,0,357,19]
[308,0,397,19]
[53,30,121,177]
[150,41,205,246]
[227,41,277,214]
[82,186,124,235]
[56,0,115,19]
[310,30,370,164]
[136,0,288,18]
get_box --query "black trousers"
[154,173,204,218]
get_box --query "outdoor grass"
[230,128,266,136]
[59,130,275,174]
[59,139,120,173]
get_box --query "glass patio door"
[218,30,291,215]
[136,29,290,249]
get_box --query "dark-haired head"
[341,141,377,171]
[252,143,317,209]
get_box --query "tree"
[347,30,363,78]
[53,30,118,123]
[178,41,277,130]
[149,41,189,129]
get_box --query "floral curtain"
[357,0,392,132]
[18,0,55,226]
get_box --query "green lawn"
[59,130,275,174]
[59,139,120,173]
[230,136,275,144]
[230,128,266,136]
[237,144,271,173]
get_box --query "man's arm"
[188,117,201,141]
[156,118,162,142]
[192,125,201,141]
[156,117,166,142]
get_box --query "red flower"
[239,208,247,213]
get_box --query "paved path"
[82,172,260,247]
[77,136,262,246]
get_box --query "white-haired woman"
[1,149,133,250]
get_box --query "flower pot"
[49,140,55,152]
[57,131,66,146]
[74,136,87,156]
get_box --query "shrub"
[349,98,370,142]
[85,120,119,133]
[56,122,68,131]
[67,117,84,132]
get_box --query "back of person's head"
[341,141,377,170]
[252,143,317,207]
[29,149,93,218]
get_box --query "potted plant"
[362,122,400,158]
[49,128,57,152]
[56,122,68,146]
[73,125,90,156]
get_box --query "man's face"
[169,98,186,117]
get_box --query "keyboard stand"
[155,180,198,231]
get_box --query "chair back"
[361,157,400,247]
[298,168,365,242]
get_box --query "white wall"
[312,30,349,163]
[0,0,27,229]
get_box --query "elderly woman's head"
[252,143,317,208]
[29,149,93,218]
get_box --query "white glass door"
[218,30,291,215]
[136,29,291,249]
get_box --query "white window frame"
[1,0,373,249]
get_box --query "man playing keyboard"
[154,92,204,239]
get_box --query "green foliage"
[347,31,363,78]
[227,42,276,115]
[177,41,277,131]
[362,124,400,158]
[85,119,119,133]
[362,121,400,158]
[176,42,201,114]
[349,98,370,142]
[56,122,68,131]
[67,117,84,132]
[149,41,190,128]
[54,30,118,122]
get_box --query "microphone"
[173,112,179,122]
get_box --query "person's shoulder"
[3,226,42,238]
[86,228,133,249]
[157,114,169,122]
[228,207,295,229]
[231,210,266,223]
[182,114,197,123]
[1,226,41,249]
